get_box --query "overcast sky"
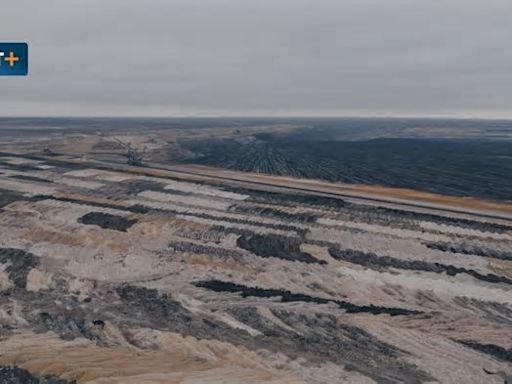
[1,0,512,117]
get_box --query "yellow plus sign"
[4,51,19,67]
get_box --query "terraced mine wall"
[0,152,511,383]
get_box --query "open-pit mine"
[0,118,511,383]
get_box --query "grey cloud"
[1,0,512,117]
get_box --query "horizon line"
[1,114,512,121]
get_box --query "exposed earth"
[0,118,511,383]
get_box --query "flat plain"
[0,118,511,384]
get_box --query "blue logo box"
[0,43,28,76]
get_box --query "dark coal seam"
[95,179,170,197]
[194,280,422,316]
[8,174,54,184]
[360,206,512,234]
[170,236,324,266]
[32,195,150,213]
[425,242,512,261]
[328,248,512,285]
[236,233,325,264]
[176,211,307,235]
[231,205,319,223]
[0,366,76,384]
[452,297,512,325]
[0,161,42,172]
[0,189,31,209]
[458,340,512,363]
[0,248,39,289]
[169,241,244,259]
[78,212,138,232]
